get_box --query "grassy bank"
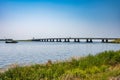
[111,39,120,43]
[16,39,32,42]
[0,50,120,80]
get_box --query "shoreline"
[0,50,120,80]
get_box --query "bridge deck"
[32,38,120,43]
[37,38,120,40]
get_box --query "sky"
[0,0,120,39]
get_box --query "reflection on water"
[0,41,120,68]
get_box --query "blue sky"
[0,0,120,39]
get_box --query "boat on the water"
[5,40,18,43]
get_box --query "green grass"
[16,40,32,42]
[111,39,120,43]
[0,50,120,80]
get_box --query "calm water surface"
[0,41,120,68]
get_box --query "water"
[0,41,120,68]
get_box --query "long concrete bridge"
[32,38,120,43]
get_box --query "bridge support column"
[46,39,48,42]
[45,39,47,42]
[56,39,61,42]
[56,39,58,42]
[102,39,108,43]
[74,39,76,42]
[102,39,104,43]
[41,39,43,42]
[90,39,92,43]
[86,39,92,43]
[43,39,46,42]
[39,39,41,42]
[52,39,55,42]
[105,39,108,43]
[48,39,51,42]
[86,39,89,42]
[49,39,51,42]
[67,39,70,42]
[78,39,80,42]
[64,39,70,42]
[58,39,62,42]
[74,39,80,42]
[50,39,54,42]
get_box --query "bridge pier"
[86,39,92,43]
[56,39,58,42]
[43,39,46,42]
[39,39,41,42]
[58,39,62,42]
[74,39,76,42]
[78,39,79,42]
[64,39,70,42]
[40,39,43,42]
[56,39,61,42]
[102,39,104,43]
[90,39,92,42]
[48,39,50,42]
[50,39,54,42]
[86,39,89,42]
[105,39,108,43]
[42,39,44,42]
[46,39,49,42]
[74,39,80,42]
[49,39,52,42]
[102,39,108,43]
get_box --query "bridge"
[32,38,120,43]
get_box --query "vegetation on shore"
[0,50,120,80]
[111,39,120,43]
[16,39,32,42]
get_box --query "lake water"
[0,41,120,68]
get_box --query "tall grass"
[0,50,120,80]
